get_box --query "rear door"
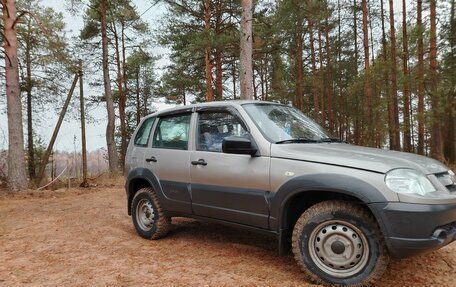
[145,112,192,214]
[190,108,270,229]
[126,116,155,172]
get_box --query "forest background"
[0,0,454,190]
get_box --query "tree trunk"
[204,0,213,102]
[264,60,269,101]
[294,10,304,110]
[25,29,35,179]
[337,0,343,139]
[380,0,388,148]
[215,0,223,101]
[240,0,253,100]
[113,24,123,104]
[136,66,141,125]
[318,27,325,127]
[119,22,128,171]
[388,0,400,150]
[308,18,319,122]
[143,80,149,115]
[446,0,456,163]
[113,23,124,157]
[260,59,265,101]
[215,49,223,101]
[353,0,360,144]
[380,0,387,59]
[3,0,28,190]
[337,0,346,141]
[353,0,359,73]
[402,0,412,152]
[252,64,257,100]
[429,0,443,161]
[368,0,375,63]
[100,0,119,173]
[232,59,237,99]
[325,17,333,132]
[362,0,373,145]
[417,0,425,155]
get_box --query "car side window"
[153,113,191,150]
[197,111,247,152]
[134,117,155,147]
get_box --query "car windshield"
[242,103,333,143]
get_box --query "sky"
[0,0,410,152]
[0,0,176,152]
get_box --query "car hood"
[271,143,448,174]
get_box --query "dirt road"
[1,185,455,286]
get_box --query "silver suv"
[125,101,456,286]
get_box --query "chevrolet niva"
[125,101,456,286]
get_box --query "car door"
[190,108,270,229]
[145,112,192,214]
[126,116,155,172]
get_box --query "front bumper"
[369,202,456,258]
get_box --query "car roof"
[144,100,285,119]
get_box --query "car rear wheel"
[131,187,171,239]
[292,200,389,286]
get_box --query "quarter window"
[134,117,155,147]
[153,114,191,150]
[197,111,247,152]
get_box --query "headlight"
[385,169,436,196]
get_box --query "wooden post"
[79,60,88,187]
[36,74,79,185]
[67,159,71,189]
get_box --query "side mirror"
[222,136,258,156]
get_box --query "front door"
[190,109,270,229]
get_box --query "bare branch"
[13,10,49,35]
[2,1,10,18]
[2,49,12,67]
[0,30,11,46]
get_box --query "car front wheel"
[292,200,389,286]
[131,187,171,239]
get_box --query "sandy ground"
[1,184,456,287]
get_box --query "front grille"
[435,172,456,193]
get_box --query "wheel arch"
[270,174,387,254]
[126,168,163,215]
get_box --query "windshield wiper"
[275,138,321,144]
[321,137,342,143]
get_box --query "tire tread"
[291,200,389,287]
[131,187,171,239]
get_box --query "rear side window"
[153,114,191,150]
[134,117,155,147]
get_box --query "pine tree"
[2,0,28,190]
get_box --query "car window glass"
[153,114,191,150]
[134,117,155,147]
[243,104,330,142]
[197,111,247,152]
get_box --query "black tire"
[291,200,389,287]
[131,187,171,239]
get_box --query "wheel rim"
[308,220,370,278]
[136,198,155,231]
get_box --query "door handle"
[191,159,207,166]
[145,156,157,163]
